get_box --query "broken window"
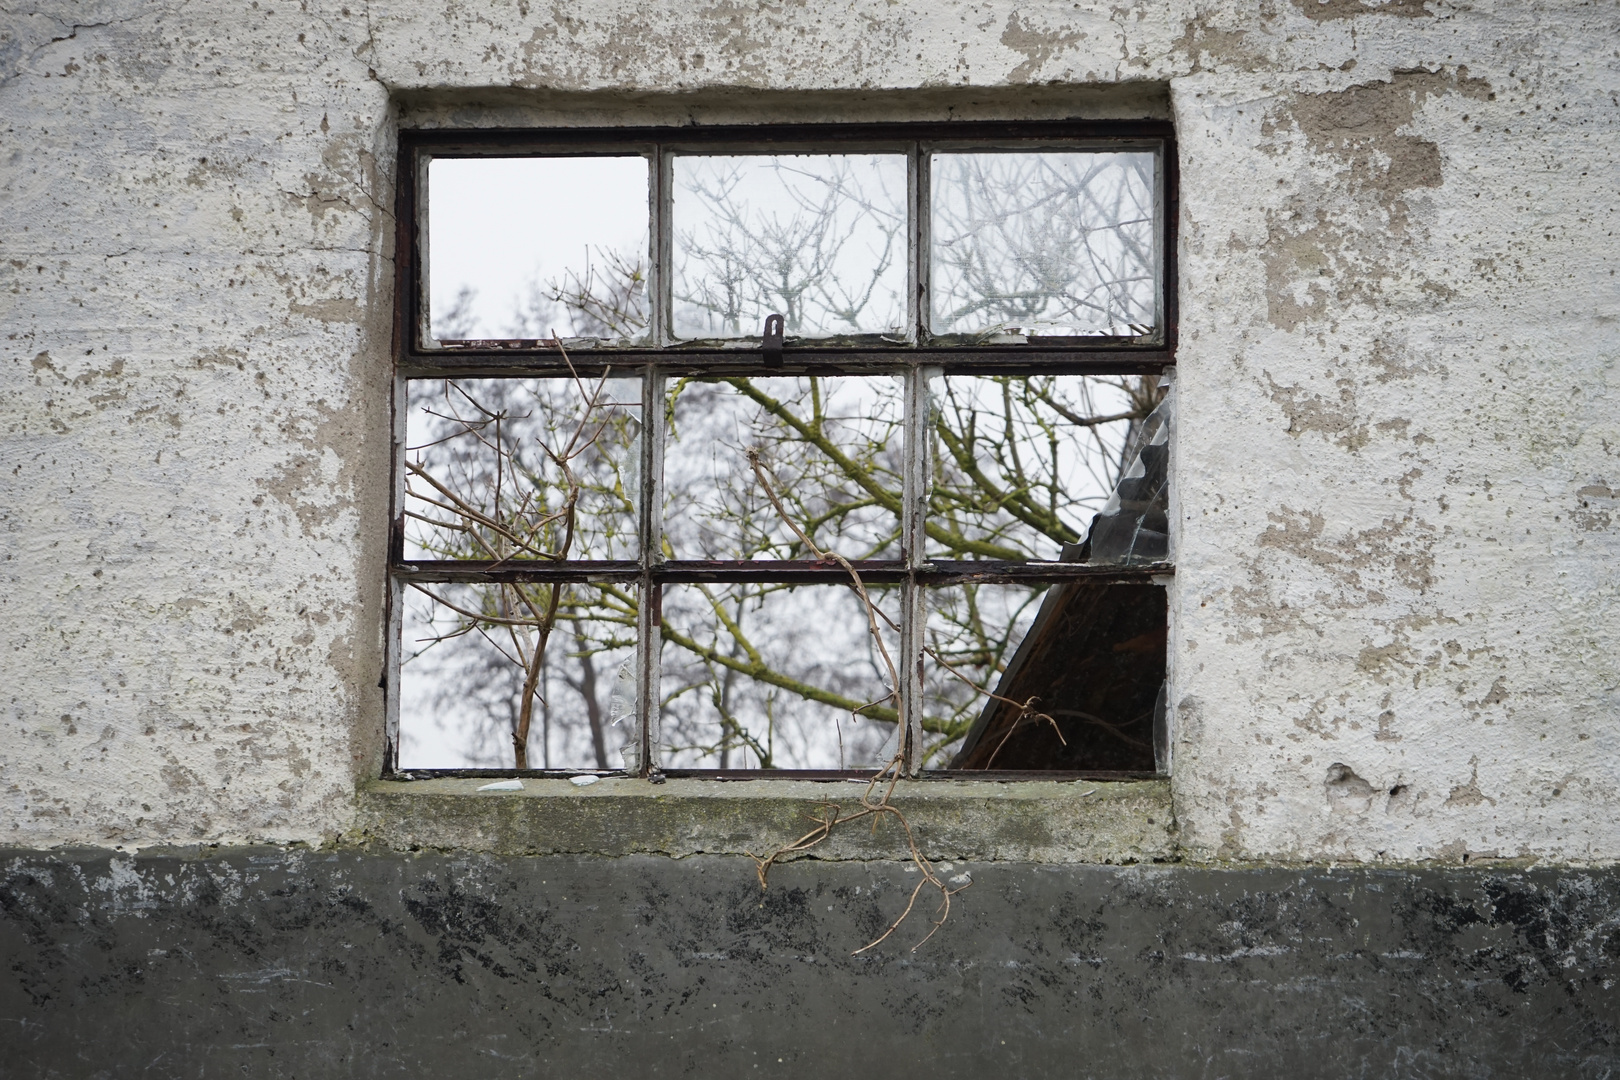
[392,121,1175,778]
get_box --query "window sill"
[354,777,1174,864]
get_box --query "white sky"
[428,156,651,338]
[429,151,1158,341]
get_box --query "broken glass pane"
[671,154,908,340]
[660,583,902,769]
[946,579,1163,772]
[427,156,650,343]
[1085,378,1172,565]
[663,376,904,561]
[404,377,643,562]
[926,374,1158,561]
[399,582,638,769]
[930,151,1157,339]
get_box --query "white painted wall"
[3,0,1615,861]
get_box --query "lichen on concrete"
[354,777,1176,865]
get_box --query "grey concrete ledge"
[353,776,1175,864]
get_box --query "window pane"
[660,583,902,769]
[405,377,642,562]
[664,376,904,561]
[428,156,650,343]
[671,154,907,340]
[921,583,1048,768]
[926,374,1160,561]
[399,583,639,769]
[935,581,1163,773]
[930,151,1157,338]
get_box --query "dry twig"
[748,757,972,954]
[745,451,973,953]
[407,334,623,768]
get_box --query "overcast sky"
[428,155,651,338]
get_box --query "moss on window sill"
[354,776,1174,864]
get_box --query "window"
[388,121,1175,780]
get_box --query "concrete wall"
[4,3,1619,1073]
[3,1,1618,857]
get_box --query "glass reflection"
[930,151,1157,338]
[672,154,907,340]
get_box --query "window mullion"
[414,153,431,351]
[898,143,929,774]
[912,142,930,343]
[1154,144,1167,349]
[638,366,667,779]
[899,366,933,775]
[641,145,670,778]
[383,374,409,774]
[653,144,673,347]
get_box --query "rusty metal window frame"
[386,120,1177,781]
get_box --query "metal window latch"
[762,313,784,369]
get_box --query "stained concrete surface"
[3,849,1617,1078]
[353,777,1175,864]
[5,0,1619,866]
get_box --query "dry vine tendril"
[749,757,969,955]
[743,449,1061,953]
[409,370,1064,949]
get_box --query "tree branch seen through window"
[397,127,1173,775]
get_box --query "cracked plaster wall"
[1,0,1616,863]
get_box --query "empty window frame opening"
[388,122,1176,780]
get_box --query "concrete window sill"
[355,777,1174,864]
